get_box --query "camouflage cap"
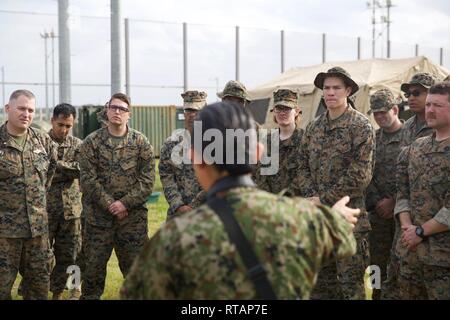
[367,89,401,115]
[181,90,207,110]
[271,89,298,110]
[400,73,437,93]
[217,80,249,101]
[314,66,359,96]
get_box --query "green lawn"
[11,158,372,300]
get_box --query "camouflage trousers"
[80,216,148,300]
[368,212,395,300]
[48,214,82,294]
[0,235,51,300]
[380,222,402,300]
[399,251,450,300]
[311,232,370,300]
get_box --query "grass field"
[11,159,372,300]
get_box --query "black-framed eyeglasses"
[404,90,423,98]
[108,105,130,114]
[184,109,198,114]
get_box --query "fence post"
[235,26,240,81]
[322,33,326,63]
[125,18,130,97]
[357,37,361,60]
[281,30,285,73]
[183,22,188,92]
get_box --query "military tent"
[247,56,449,129]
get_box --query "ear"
[345,86,352,97]
[392,105,399,116]
[5,104,10,113]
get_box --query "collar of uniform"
[324,106,353,131]
[279,127,302,147]
[424,133,450,154]
[379,120,405,142]
[406,114,430,132]
[48,129,71,147]
[100,125,134,149]
[0,122,30,151]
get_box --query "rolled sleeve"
[394,198,411,216]
[434,207,450,228]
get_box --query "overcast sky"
[1,0,449,109]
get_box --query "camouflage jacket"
[47,130,82,220]
[79,127,155,228]
[0,123,57,238]
[365,124,405,211]
[159,129,203,218]
[400,114,434,147]
[256,127,303,195]
[394,134,450,267]
[121,187,356,299]
[294,107,375,233]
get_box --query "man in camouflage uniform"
[383,73,438,299]
[295,67,375,299]
[121,101,360,299]
[47,103,82,300]
[365,89,405,300]
[79,93,155,299]
[0,90,57,300]
[159,91,206,220]
[394,82,450,299]
[217,80,250,108]
[256,89,303,195]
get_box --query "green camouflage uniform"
[79,126,155,299]
[384,73,437,300]
[256,89,303,195]
[0,123,57,300]
[121,187,357,299]
[296,106,375,299]
[47,130,82,295]
[365,89,405,299]
[394,134,450,299]
[159,90,207,220]
[159,129,203,219]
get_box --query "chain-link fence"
[1,8,449,117]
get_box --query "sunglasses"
[404,90,423,98]
[108,105,130,114]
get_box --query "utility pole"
[50,30,57,110]
[384,0,394,58]
[367,0,380,58]
[58,0,72,104]
[367,1,395,59]
[40,31,50,119]
[111,0,123,95]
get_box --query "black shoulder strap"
[208,196,277,300]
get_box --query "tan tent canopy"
[247,56,449,129]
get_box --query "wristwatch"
[415,226,428,240]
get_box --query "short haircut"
[109,93,131,107]
[53,103,77,119]
[191,101,257,176]
[9,89,35,102]
[429,82,450,102]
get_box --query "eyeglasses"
[184,109,198,114]
[273,106,293,114]
[108,105,130,114]
[404,90,423,98]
